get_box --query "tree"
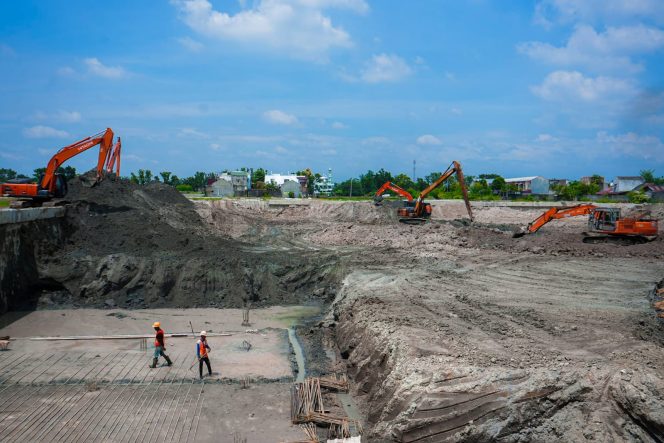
[33,167,47,181]
[160,171,172,185]
[0,168,18,182]
[479,173,500,180]
[490,176,506,191]
[394,173,415,191]
[252,168,266,186]
[640,169,655,183]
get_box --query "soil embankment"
[0,178,341,313]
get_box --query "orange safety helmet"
[152,322,160,328]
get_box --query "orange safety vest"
[154,329,165,347]
[197,339,208,358]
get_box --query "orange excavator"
[397,160,473,224]
[106,137,121,176]
[514,204,659,243]
[1,128,118,206]
[373,181,413,206]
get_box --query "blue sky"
[1,0,663,181]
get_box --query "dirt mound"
[6,177,342,310]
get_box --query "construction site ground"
[0,307,315,442]
[1,181,664,442]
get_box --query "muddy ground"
[1,180,664,441]
[196,198,664,442]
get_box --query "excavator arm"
[41,128,115,193]
[411,161,473,221]
[524,204,597,234]
[106,137,121,176]
[373,181,413,205]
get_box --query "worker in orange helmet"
[150,322,173,368]
[196,331,212,380]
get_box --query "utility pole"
[349,178,353,197]
[413,159,416,181]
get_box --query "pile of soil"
[11,176,341,310]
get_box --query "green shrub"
[176,184,193,192]
[288,191,295,198]
[628,190,649,204]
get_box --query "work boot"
[149,358,158,369]
[165,355,173,366]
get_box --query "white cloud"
[263,109,298,125]
[23,125,70,139]
[210,143,222,150]
[321,148,337,155]
[178,128,209,138]
[416,134,442,146]
[518,24,664,73]
[450,107,462,115]
[172,0,363,61]
[177,36,204,52]
[536,133,557,142]
[274,145,290,154]
[331,121,346,129]
[444,71,456,81]
[84,58,127,79]
[597,131,664,161]
[531,70,636,102]
[360,54,412,83]
[33,110,82,123]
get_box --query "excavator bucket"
[78,171,101,188]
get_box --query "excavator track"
[399,217,428,225]
[581,233,650,245]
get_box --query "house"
[549,178,568,188]
[635,183,664,202]
[314,169,334,196]
[504,176,550,195]
[580,176,606,190]
[594,176,645,201]
[207,178,233,197]
[281,180,302,198]
[265,174,307,196]
[612,176,644,193]
[219,171,251,194]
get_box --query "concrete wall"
[0,207,65,225]
[530,177,550,195]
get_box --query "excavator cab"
[590,208,618,232]
[36,173,68,198]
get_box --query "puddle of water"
[287,327,306,383]
[272,305,321,328]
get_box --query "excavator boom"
[106,137,121,176]
[397,160,473,223]
[374,181,413,205]
[517,204,659,242]
[525,204,596,234]
[1,128,115,202]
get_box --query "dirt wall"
[0,218,66,313]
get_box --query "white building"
[314,169,334,196]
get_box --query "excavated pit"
[2,186,664,442]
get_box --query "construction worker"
[196,331,212,379]
[150,322,172,368]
